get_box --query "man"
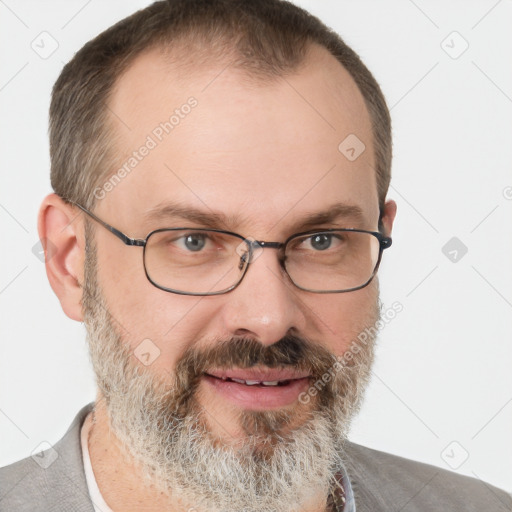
[1,0,510,511]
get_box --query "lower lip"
[202,375,311,410]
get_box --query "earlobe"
[37,193,85,321]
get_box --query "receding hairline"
[104,39,373,166]
[98,36,321,194]
[108,37,349,105]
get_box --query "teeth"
[215,376,291,386]
[229,378,283,386]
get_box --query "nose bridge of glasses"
[242,239,285,264]
[237,237,285,269]
[255,240,283,249]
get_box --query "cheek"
[302,280,379,356]
[93,242,195,369]
[95,240,212,369]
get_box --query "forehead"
[101,44,378,234]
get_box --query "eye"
[160,232,212,252]
[290,232,349,254]
[180,233,207,252]
[155,230,236,257]
[308,233,333,251]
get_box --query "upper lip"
[204,368,311,382]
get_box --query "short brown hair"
[50,0,391,213]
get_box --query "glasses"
[73,202,392,296]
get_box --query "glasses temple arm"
[72,202,145,247]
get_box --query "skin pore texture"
[40,43,397,512]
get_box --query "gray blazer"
[1,403,511,511]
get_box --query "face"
[81,43,394,512]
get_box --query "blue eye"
[309,234,332,251]
[183,233,207,251]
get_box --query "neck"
[87,398,333,512]
[87,398,183,511]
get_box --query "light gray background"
[1,0,511,493]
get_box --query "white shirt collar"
[80,412,114,512]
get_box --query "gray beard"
[82,231,379,512]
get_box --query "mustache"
[168,334,338,411]
[180,334,337,375]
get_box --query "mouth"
[202,368,312,410]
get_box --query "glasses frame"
[72,202,392,296]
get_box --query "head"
[39,1,397,511]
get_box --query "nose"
[218,246,306,346]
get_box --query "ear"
[380,199,397,237]
[37,193,85,321]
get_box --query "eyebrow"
[142,200,367,232]
[288,203,367,231]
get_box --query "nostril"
[234,328,253,338]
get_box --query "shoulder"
[0,404,94,512]
[342,441,512,511]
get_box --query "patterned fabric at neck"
[326,470,347,511]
